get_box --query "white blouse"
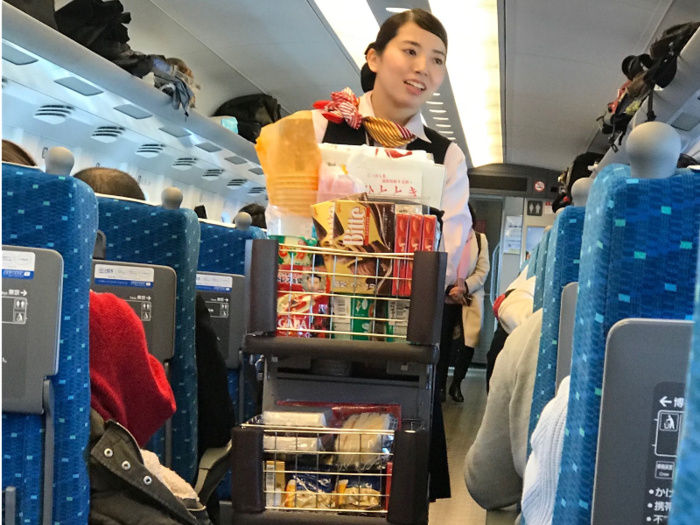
[311,91,472,287]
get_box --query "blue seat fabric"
[97,197,201,482]
[533,229,552,311]
[527,207,585,454]
[2,165,98,525]
[553,166,700,525]
[198,222,264,275]
[669,252,700,524]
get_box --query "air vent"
[91,126,125,143]
[248,186,266,195]
[202,169,224,180]
[172,157,198,170]
[227,178,247,188]
[34,104,74,124]
[225,155,247,165]
[135,144,165,158]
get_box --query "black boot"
[449,382,464,403]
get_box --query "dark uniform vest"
[322,121,451,166]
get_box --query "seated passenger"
[238,203,266,229]
[520,377,570,525]
[499,274,536,335]
[2,139,37,166]
[464,308,543,514]
[75,167,234,524]
[89,291,211,524]
[486,267,536,391]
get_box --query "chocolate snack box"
[329,199,395,296]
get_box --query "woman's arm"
[465,234,490,294]
[442,144,472,287]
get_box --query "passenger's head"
[89,291,176,446]
[238,203,267,229]
[73,167,145,201]
[363,9,448,111]
[2,140,37,167]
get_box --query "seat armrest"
[193,441,232,504]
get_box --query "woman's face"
[369,21,447,113]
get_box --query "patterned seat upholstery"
[553,165,700,525]
[670,238,700,525]
[533,229,552,310]
[197,221,263,500]
[527,207,585,454]
[2,165,98,525]
[527,238,542,279]
[96,197,200,482]
[198,221,264,275]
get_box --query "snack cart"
[229,238,446,525]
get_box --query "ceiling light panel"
[430,0,503,166]
[429,109,447,114]
[314,0,379,68]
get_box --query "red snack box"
[393,213,410,296]
[421,215,437,252]
[401,214,424,297]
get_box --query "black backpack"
[213,95,282,143]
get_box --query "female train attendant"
[312,9,472,501]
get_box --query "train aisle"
[430,368,488,524]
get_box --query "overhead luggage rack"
[2,3,264,198]
[230,239,446,525]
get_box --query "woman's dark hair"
[361,9,448,93]
[74,167,146,201]
[468,203,477,225]
[238,203,267,229]
[2,140,37,167]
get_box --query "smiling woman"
[310,7,474,505]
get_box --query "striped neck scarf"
[313,88,416,148]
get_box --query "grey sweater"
[464,308,543,510]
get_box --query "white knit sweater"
[521,376,571,525]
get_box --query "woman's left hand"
[449,281,468,305]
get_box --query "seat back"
[2,165,98,525]
[527,207,585,451]
[96,196,200,482]
[197,221,263,502]
[552,165,700,525]
[532,229,552,310]
[669,248,700,525]
[198,220,265,276]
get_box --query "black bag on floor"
[5,0,57,29]
[213,95,282,143]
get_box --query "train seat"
[2,164,98,525]
[527,206,586,451]
[552,163,700,525]
[95,195,201,482]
